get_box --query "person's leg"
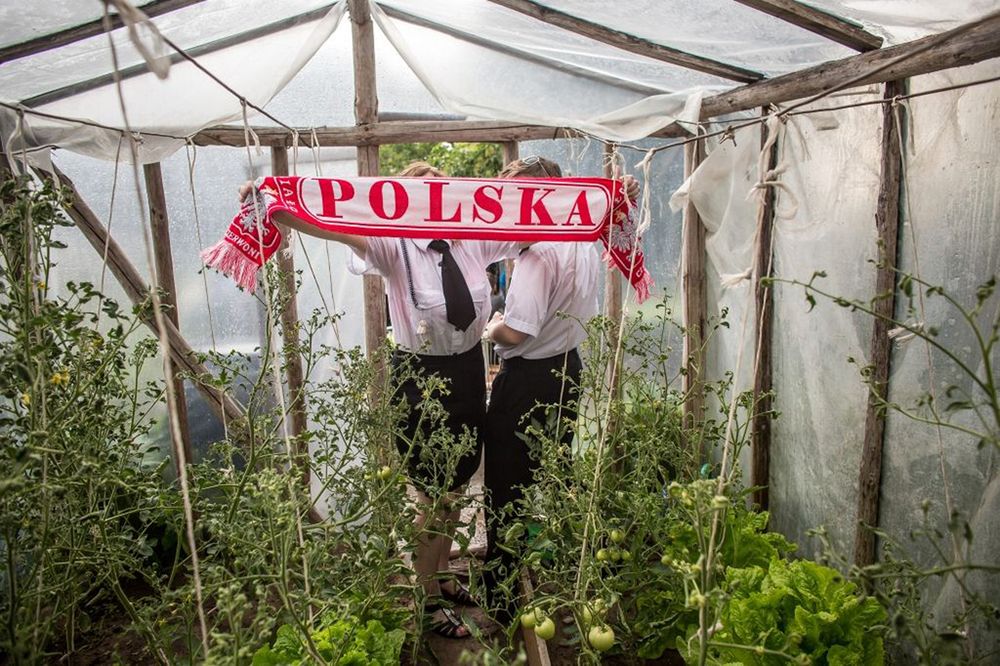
[482,362,539,622]
[436,493,474,603]
[414,490,472,638]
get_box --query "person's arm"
[484,311,529,345]
[239,181,368,257]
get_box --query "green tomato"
[520,609,538,630]
[609,529,625,544]
[588,624,615,652]
[596,548,610,562]
[660,553,672,567]
[376,465,392,481]
[580,605,594,626]
[620,549,632,562]
[608,547,621,563]
[534,617,556,640]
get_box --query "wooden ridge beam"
[193,120,572,147]
[487,0,764,83]
[40,164,246,427]
[734,0,882,52]
[0,0,206,65]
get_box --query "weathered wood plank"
[0,0,206,65]
[488,0,764,82]
[194,121,571,148]
[734,0,882,51]
[22,3,336,107]
[681,140,707,445]
[144,161,194,467]
[853,80,905,568]
[697,11,1000,122]
[750,114,779,510]
[271,146,310,489]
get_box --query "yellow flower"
[50,371,70,386]
[20,393,31,407]
[36,280,46,290]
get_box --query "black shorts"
[390,344,486,494]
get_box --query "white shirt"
[360,237,520,355]
[495,242,600,360]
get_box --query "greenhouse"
[1,0,998,663]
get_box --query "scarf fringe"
[201,239,260,293]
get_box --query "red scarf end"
[201,240,260,293]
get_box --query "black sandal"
[425,603,471,639]
[439,579,477,606]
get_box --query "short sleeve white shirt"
[359,238,520,355]
[495,242,600,360]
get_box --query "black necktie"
[428,240,476,332]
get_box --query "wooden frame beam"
[41,164,245,426]
[22,3,336,107]
[487,0,764,83]
[380,4,670,97]
[0,0,206,65]
[681,139,707,443]
[734,0,882,52]
[270,146,310,490]
[144,161,194,467]
[194,120,573,147]
[690,11,1000,129]
[853,80,905,569]
[348,0,388,369]
[750,113,779,510]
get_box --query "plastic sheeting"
[1,2,345,165]
[3,0,998,161]
[879,59,1000,657]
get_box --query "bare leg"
[413,490,443,599]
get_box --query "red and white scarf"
[203,176,653,301]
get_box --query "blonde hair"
[499,156,562,179]
[397,161,445,178]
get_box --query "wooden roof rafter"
[733,0,883,52]
[378,4,671,97]
[22,3,338,108]
[486,0,765,83]
[0,0,207,65]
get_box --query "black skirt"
[390,344,486,494]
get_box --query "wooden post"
[603,143,624,444]
[750,111,780,510]
[501,142,519,282]
[271,146,310,489]
[519,572,552,666]
[853,80,905,568]
[681,139,707,446]
[144,162,194,467]
[348,0,387,365]
[41,164,245,426]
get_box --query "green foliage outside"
[380,142,503,177]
